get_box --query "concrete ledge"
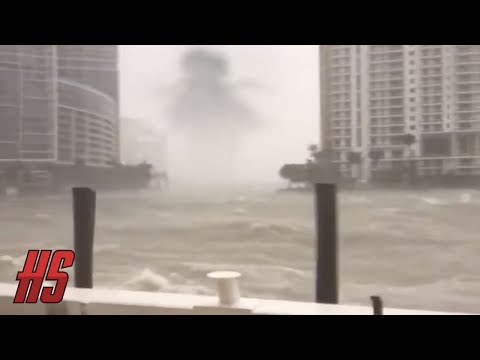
[0,283,470,315]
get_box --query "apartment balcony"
[420,50,442,57]
[331,108,351,115]
[456,108,480,114]
[455,58,480,66]
[455,121,480,131]
[370,132,405,138]
[420,83,442,89]
[456,45,480,52]
[330,79,351,85]
[330,97,351,103]
[331,50,350,58]
[422,114,442,121]
[369,46,403,54]
[370,95,403,101]
[331,101,351,107]
[456,113,480,121]
[421,126,444,133]
[330,57,350,63]
[369,83,405,91]
[331,66,350,73]
[369,58,403,65]
[331,135,353,140]
[369,66,403,73]
[422,112,443,117]
[457,74,480,82]
[420,54,442,60]
[330,114,351,120]
[330,70,351,77]
[455,60,480,67]
[456,70,480,77]
[370,144,405,149]
[457,99,480,105]
[328,89,351,96]
[421,93,442,99]
[369,76,404,83]
[421,120,443,124]
[330,74,351,80]
[457,86,480,94]
[370,118,404,125]
[369,104,403,110]
[332,145,352,150]
[455,47,480,56]
[370,114,404,120]
[420,65,442,71]
[420,74,442,80]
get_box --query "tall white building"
[320,45,480,181]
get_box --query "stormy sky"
[119,45,319,184]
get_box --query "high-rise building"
[0,45,119,167]
[320,45,480,181]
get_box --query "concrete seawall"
[0,283,469,315]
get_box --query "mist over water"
[120,45,320,185]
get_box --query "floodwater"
[1,185,479,313]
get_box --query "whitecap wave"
[232,208,247,215]
[121,268,210,295]
[460,193,472,204]
[418,197,447,205]
[0,254,26,267]
[33,213,52,221]
[94,244,120,255]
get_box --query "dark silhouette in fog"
[166,48,259,185]
[168,49,257,130]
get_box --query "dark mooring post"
[72,187,96,289]
[314,183,338,304]
[370,296,383,315]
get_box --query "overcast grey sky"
[119,45,320,183]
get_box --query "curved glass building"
[0,45,119,167]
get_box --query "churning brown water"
[1,185,479,313]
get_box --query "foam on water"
[460,193,472,204]
[0,254,25,267]
[418,197,447,205]
[122,268,210,295]
[231,208,247,215]
[94,244,120,255]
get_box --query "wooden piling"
[370,296,383,315]
[72,187,96,289]
[314,183,339,304]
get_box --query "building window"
[409,70,415,75]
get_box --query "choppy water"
[1,185,479,313]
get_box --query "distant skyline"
[119,45,320,183]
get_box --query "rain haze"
[0,45,479,315]
[119,45,320,185]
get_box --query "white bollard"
[207,271,242,306]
